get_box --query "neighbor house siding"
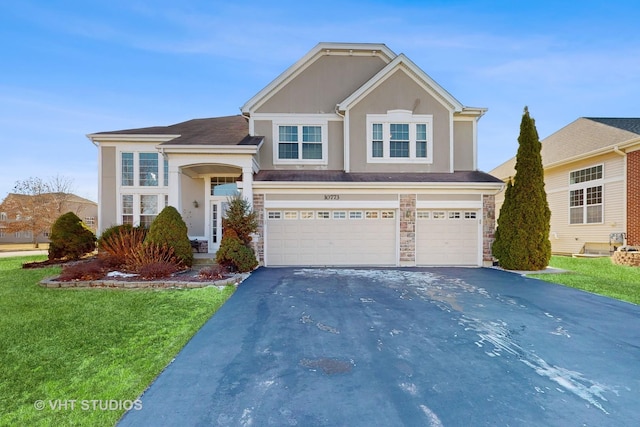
[256,54,387,114]
[100,146,118,233]
[545,153,625,254]
[348,70,451,173]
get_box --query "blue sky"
[1,0,638,201]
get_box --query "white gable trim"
[336,54,465,113]
[241,42,396,114]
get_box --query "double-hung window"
[273,121,327,165]
[367,110,433,163]
[569,165,603,224]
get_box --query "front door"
[209,199,229,253]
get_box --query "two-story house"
[88,42,503,267]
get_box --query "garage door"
[416,210,479,266]
[266,209,396,266]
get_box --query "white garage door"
[266,209,397,266]
[416,210,480,266]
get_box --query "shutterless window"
[365,211,379,219]
[163,158,169,187]
[140,195,158,228]
[284,211,298,220]
[416,211,430,219]
[333,211,346,219]
[122,195,133,225]
[372,124,383,158]
[278,125,323,160]
[317,211,330,219]
[570,165,602,184]
[464,212,477,219]
[139,153,158,186]
[300,211,314,220]
[390,124,409,158]
[121,153,134,186]
[381,211,395,219]
[349,211,363,219]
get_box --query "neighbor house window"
[569,165,603,224]
[0,212,6,221]
[367,110,433,163]
[273,121,328,164]
[84,217,96,227]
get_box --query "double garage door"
[265,208,480,266]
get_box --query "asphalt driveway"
[119,267,640,426]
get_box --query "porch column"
[167,162,182,211]
[242,167,254,208]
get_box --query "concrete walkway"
[119,267,640,426]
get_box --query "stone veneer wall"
[482,194,496,264]
[399,194,416,264]
[627,150,640,246]
[252,193,265,265]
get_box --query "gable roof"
[88,115,262,146]
[336,53,467,113]
[490,117,640,179]
[241,42,396,114]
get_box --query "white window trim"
[272,118,328,166]
[568,164,604,225]
[117,149,168,189]
[366,110,433,164]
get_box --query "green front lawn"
[0,256,234,426]
[529,256,640,305]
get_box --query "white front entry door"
[208,199,229,253]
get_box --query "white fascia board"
[241,42,396,114]
[336,54,464,113]
[456,107,488,118]
[157,144,259,155]
[87,134,179,144]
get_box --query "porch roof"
[93,115,262,146]
[254,170,503,183]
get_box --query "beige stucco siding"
[348,70,452,173]
[494,152,626,254]
[100,146,117,233]
[454,120,474,171]
[254,119,344,170]
[180,175,205,236]
[256,55,386,114]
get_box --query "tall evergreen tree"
[492,107,551,270]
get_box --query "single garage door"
[266,209,397,266]
[416,210,480,266]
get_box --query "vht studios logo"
[34,399,143,411]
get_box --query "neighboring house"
[88,42,503,267]
[0,193,98,244]
[490,117,640,255]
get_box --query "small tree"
[216,194,258,272]
[48,212,96,260]
[222,194,258,245]
[144,206,193,267]
[492,107,551,270]
[216,229,258,272]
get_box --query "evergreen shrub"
[48,212,96,260]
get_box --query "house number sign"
[324,194,340,200]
